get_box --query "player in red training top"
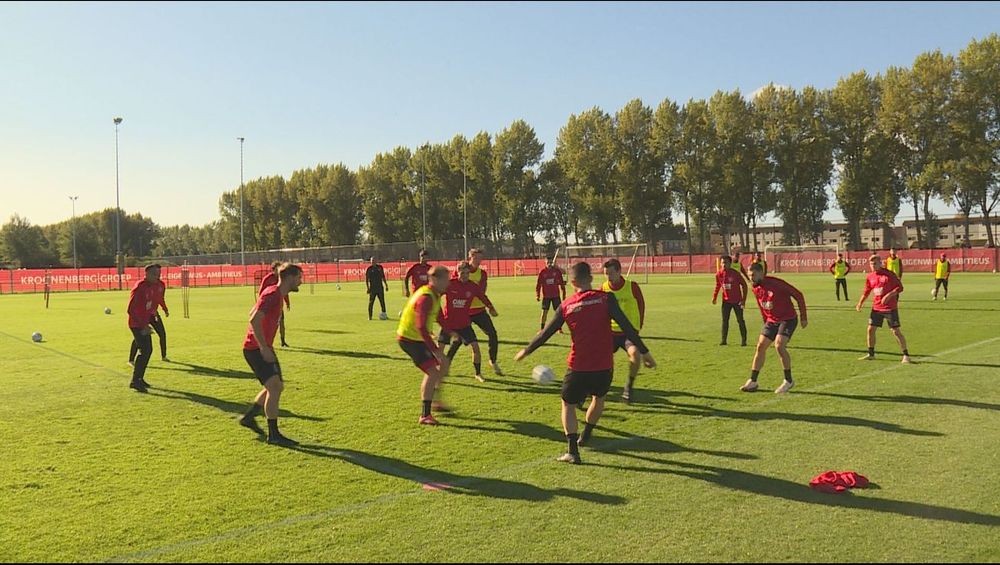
[535,258,566,331]
[404,249,433,297]
[258,261,291,348]
[740,263,807,394]
[238,263,303,446]
[515,262,655,465]
[856,254,912,364]
[126,264,164,393]
[439,261,498,384]
[712,254,748,347]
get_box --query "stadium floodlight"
[113,117,123,290]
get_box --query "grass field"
[2,273,999,562]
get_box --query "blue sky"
[2,1,998,228]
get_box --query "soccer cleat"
[491,362,505,376]
[858,353,875,361]
[139,379,152,389]
[161,356,171,362]
[739,379,758,392]
[266,433,299,447]
[556,452,581,464]
[622,390,632,405]
[379,312,388,321]
[418,415,440,426]
[901,355,914,364]
[474,374,485,383]
[129,380,148,393]
[238,416,265,436]
[280,342,290,348]
[719,341,728,346]
[127,361,135,368]
[775,380,794,394]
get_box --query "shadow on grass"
[156,361,253,379]
[657,400,943,437]
[798,391,1000,412]
[497,339,568,349]
[292,346,397,360]
[289,444,626,505]
[598,460,1000,526]
[301,329,353,336]
[148,387,326,421]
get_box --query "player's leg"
[539,298,549,331]
[420,363,445,424]
[578,370,612,448]
[129,328,154,391]
[622,344,640,404]
[128,338,138,366]
[472,312,502,374]
[742,326,775,392]
[734,304,748,346]
[377,290,387,317]
[861,313,881,360]
[720,302,732,345]
[558,370,585,464]
[888,312,911,363]
[368,291,376,320]
[942,278,949,299]
[279,312,288,347]
[151,314,168,360]
[262,372,295,446]
[772,320,796,393]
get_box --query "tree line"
[3,35,998,268]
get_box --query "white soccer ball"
[532,365,555,385]
[931,288,937,297]
[336,284,341,290]
[104,307,112,315]
[31,332,42,343]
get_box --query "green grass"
[2,273,999,562]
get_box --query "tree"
[881,51,957,248]
[613,98,669,247]
[0,215,58,268]
[675,99,719,252]
[555,107,617,244]
[493,120,544,253]
[757,85,833,245]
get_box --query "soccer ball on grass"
[531,365,555,385]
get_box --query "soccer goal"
[558,243,650,284]
[764,243,841,274]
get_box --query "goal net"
[765,243,841,274]
[558,243,650,284]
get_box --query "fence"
[3,247,996,294]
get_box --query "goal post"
[764,243,841,274]
[559,243,650,284]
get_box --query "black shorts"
[541,297,561,311]
[761,318,798,341]
[398,339,438,371]
[869,309,901,328]
[438,326,478,345]
[613,335,636,353]
[243,348,282,385]
[562,369,614,405]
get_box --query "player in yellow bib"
[885,248,903,279]
[601,258,646,404]
[396,265,452,425]
[933,253,951,301]
[828,253,851,301]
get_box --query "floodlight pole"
[113,117,123,290]
[238,137,245,267]
[463,154,468,258]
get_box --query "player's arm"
[786,282,808,328]
[559,272,566,300]
[632,281,645,330]
[249,299,275,362]
[712,272,722,304]
[845,262,851,275]
[516,308,564,361]
[480,269,488,293]
[158,283,169,316]
[855,278,873,311]
[475,286,498,317]
[828,262,835,275]
[404,266,413,296]
[738,275,748,307]
[882,274,903,302]
[608,295,656,368]
[365,268,371,293]
[383,267,389,291]
[414,294,442,355]
[535,271,543,301]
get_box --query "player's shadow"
[920,360,1000,369]
[293,346,397,360]
[904,306,1000,312]
[597,460,1000,526]
[156,361,253,379]
[148,387,326,421]
[301,329,353,335]
[641,335,704,343]
[497,339,567,349]
[586,426,757,461]
[443,416,567,442]
[791,345,901,356]
[288,444,626,505]
[444,377,559,396]
[798,391,1000,412]
[660,400,942,437]
[627,388,737,406]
